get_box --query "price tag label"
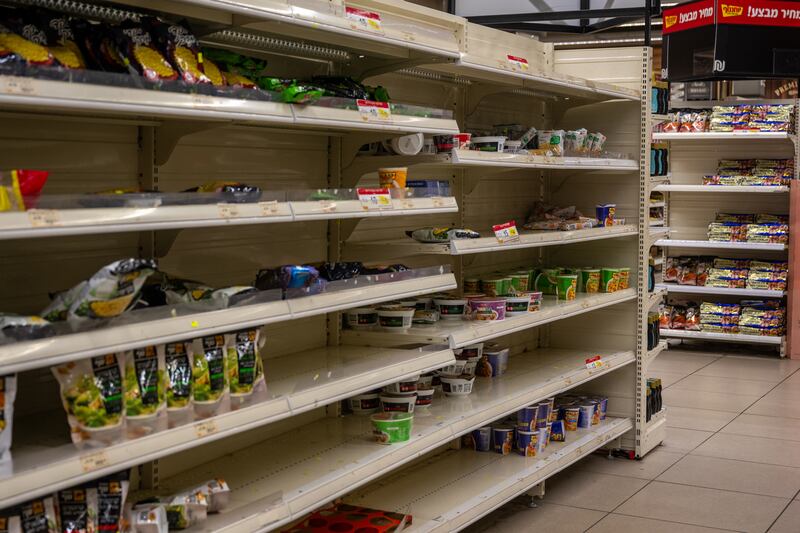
[507,55,530,72]
[345,6,383,32]
[400,198,414,209]
[585,355,605,371]
[217,203,240,218]
[431,197,445,208]
[27,209,60,227]
[80,451,109,473]
[3,77,35,95]
[357,99,391,122]
[492,220,520,244]
[258,200,280,216]
[195,420,218,438]
[319,200,337,213]
[357,187,393,210]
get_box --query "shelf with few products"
[653,184,790,193]
[647,287,668,310]
[344,226,639,259]
[0,268,456,373]
[645,340,668,369]
[652,131,792,141]
[344,418,633,532]
[142,348,635,532]
[0,344,454,509]
[643,408,667,457]
[660,328,784,346]
[0,194,458,240]
[656,283,786,299]
[342,289,636,349]
[654,239,787,252]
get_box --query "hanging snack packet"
[163,490,208,530]
[149,19,208,84]
[225,329,264,403]
[115,19,177,82]
[96,473,129,533]
[68,259,156,321]
[20,498,58,533]
[192,335,228,416]
[56,486,98,533]
[0,374,16,460]
[53,354,125,446]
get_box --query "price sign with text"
[345,6,383,32]
[507,55,530,72]
[357,99,391,122]
[27,209,61,227]
[492,220,520,244]
[357,187,393,210]
[585,355,605,371]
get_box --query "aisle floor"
[465,348,800,533]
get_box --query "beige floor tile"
[657,454,800,498]
[663,388,760,413]
[746,395,800,420]
[692,433,800,468]
[615,481,789,532]
[764,382,800,400]
[651,371,691,388]
[769,501,800,533]
[722,413,800,443]
[587,513,737,533]
[696,357,800,382]
[660,427,714,453]
[576,449,684,480]
[542,469,648,512]
[464,501,606,533]
[669,374,777,396]
[650,353,719,374]
[666,406,738,432]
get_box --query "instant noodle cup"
[591,401,601,425]
[434,299,467,320]
[492,428,514,455]
[601,268,620,293]
[534,269,559,295]
[506,295,532,316]
[556,274,577,301]
[382,375,419,394]
[578,404,594,428]
[596,203,616,227]
[480,278,506,297]
[438,359,467,376]
[463,278,480,293]
[580,269,601,293]
[463,356,481,377]
[564,407,580,431]
[471,426,492,451]
[618,267,631,290]
[415,387,434,408]
[378,167,407,189]
[517,406,537,430]
[509,273,530,293]
[469,298,506,321]
[516,430,538,457]
[535,402,551,429]
[371,412,413,444]
[377,307,414,329]
[380,393,416,413]
[459,343,484,359]
[348,393,380,414]
[595,397,609,420]
[536,427,548,453]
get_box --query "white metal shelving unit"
[0,1,659,530]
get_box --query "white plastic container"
[438,359,466,376]
[504,140,522,153]
[382,375,420,395]
[377,307,415,330]
[345,307,378,329]
[347,393,380,414]
[434,299,468,320]
[440,375,476,396]
[471,136,506,152]
[380,393,416,413]
[415,387,435,407]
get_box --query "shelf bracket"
[525,481,545,506]
[354,56,457,83]
[155,121,223,166]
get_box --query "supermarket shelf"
[342,289,637,349]
[642,409,667,457]
[650,174,671,183]
[344,225,638,259]
[649,201,666,208]
[446,149,639,171]
[654,239,787,252]
[0,344,454,509]
[0,270,457,373]
[645,340,668,369]
[153,348,635,532]
[0,76,459,135]
[649,220,665,227]
[660,329,784,346]
[653,256,664,266]
[652,113,670,121]
[656,283,786,298]
[652,131,792,141]
[647,287,668,309]
[653,184,790,193]
[346,418,633,532]
[0,198,458,240]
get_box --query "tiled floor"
[465,348,800,532]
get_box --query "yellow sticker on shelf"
[80,451,109,473]
[218,203,240,218]
[27,209,61,227]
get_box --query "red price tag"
[346,6,383,32]
[357,187,393,210]
[585,355,604,371]
[357,99,391,122]
[492,220,520,243]
[507,54,530,72]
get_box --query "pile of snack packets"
[664,256,788,292]
[707,213,788,244]
[660,299,785,336]
[704,159,794,187]
[657,104,794,133]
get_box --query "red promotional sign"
[716,0,800,28]
[662,0,715,34]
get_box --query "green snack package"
[124,345,167,418]
[192,335,227,404]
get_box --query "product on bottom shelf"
[405,227,480,243]
[662,299,786,336]
[707,213,789,244]
[282,503,412,533]
[0,374,16,460]
[124,345,167,438]
[646,378,663,422]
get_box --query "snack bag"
[201,57,225,87]
[68,259,156,321]
[53,354,125,446]
[41,283,86,323]
[0,9,55,66]
[40,12,85,69]
[70,20,125,73]
[225,329,264,399]
[192,335,228,415]
[56,487,98,533]
[163,490,207,530]
[115,19,177,81]
[149,19,208,84]
[96,473,129,533]
[0,511,22,533]
[124,346,167,437]
[0,169,49,212]
[0,314,53,342]
[20,498,58,533]
[164,341,193,411]
[0,374,16,460]
[163,278,214,305]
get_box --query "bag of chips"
[150,19,208,84]
[115,19,177,81]
[68,259,156,321]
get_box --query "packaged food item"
[53,354,125,446]
[254,265,320,291]
[56,486,98,533]
[164,341,193,411]
[163,278,214,305]
[564,129,587,153]
[149,19,208,84]
[39,12,85,69]
[225,329,265,399]
[284,504,411,533]
[0,511,21,533]
[659,305,673,328]
[192,335,228,408]
[164,489,208,530]
[0,314,53,342]
[0,169,49,212]
[587,132,606,153]
[663,257,679,283]
[0,374,16,460]
[131,504,168,533]
[115,19,177,81]
[405,227,480,243]
[194,479,230,514]
[67,259,156,321]
[20,497,58,533]
[685,306,701,331]
[0,10,55,66]
[124,346,167,437]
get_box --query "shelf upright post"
[636,46,654,458]
[137,126,157,260]
[788,97,800,358]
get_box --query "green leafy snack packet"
[191,335,228,418]
[124,346,167,438]
[20,497,57,533]
[55,486,98,533]
[225,329,266,409]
